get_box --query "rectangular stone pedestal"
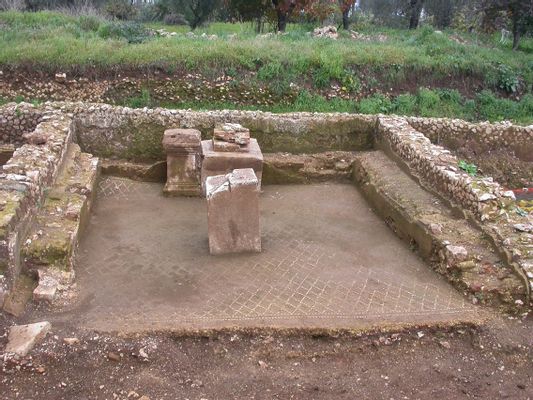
[163,129,202,196]
[206,168,261,255]
[201,139,263,194]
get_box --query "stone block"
[201,139,263,194]
[213,123,250,145]
[5,321,51,357]
[162,129,202,196]
[206,168,261,255]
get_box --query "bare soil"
[451,147,533,189]
[1,314,532,400]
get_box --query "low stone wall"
[0,103,45,147]
[408,117,533,162]
[74,105,374,158]
[376,117,532,301]
[22,102,376,160]
[0,113,73,306]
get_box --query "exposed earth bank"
[0,66,513,111]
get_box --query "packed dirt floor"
[0,315,532,399]
[32,180,476,332]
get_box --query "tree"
[181,0,220,29]
[225,0,271,32]
[425,0,465,29]
[482,0,533,50]
[408,0,424,29]
[271,0,298,31]
[339,0,357,29]
[155,0,220,29]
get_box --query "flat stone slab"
[5,322,51,357]
[31,178,480,333]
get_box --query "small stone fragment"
[445,245,468,264]
[108,352,121,361]
[513,223,532,233]
[63,337,79,345]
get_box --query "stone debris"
[33,268,60,302]
[445,245,468,264]
[313,26,338,39]
[213,123,250,145]
[55,73,67,83]
[206,168,261,255]
[349,30,388,42]
[5,321,51,357]
[514,223,532,233]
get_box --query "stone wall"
[32,103,376,160]
[408,117,533,162]
[0,113,73,305]
[376,117,532,301]
[0,103,45,147]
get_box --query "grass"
[1,11,531,84]
[116,87,532,124]
[1,11,532,123]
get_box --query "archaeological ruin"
[0,101,531,332]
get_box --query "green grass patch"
[1,11,532,93]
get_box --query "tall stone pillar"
[206,168,261,255]
[162,128,202,196]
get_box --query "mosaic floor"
[43,178,479,332]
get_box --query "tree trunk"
[512,14,521,50]
[342,9,350,30]
[409,0,424,30]
[273,0,296,32]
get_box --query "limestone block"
[201,139,263,194]
[206,168,261,255]
[162,129,202,196]
[5,321,51,357]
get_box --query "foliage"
[104,0,137,20]
[97,21,151,43]
[496,63,520,93]
[156,0,220,29]
[458,160,478,176]
[163,13,188,25]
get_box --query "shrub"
[97,21,151,43]
[163,13,188,25]
[104,0,137,20]
[357,94,392,114]
[496,63,520,93]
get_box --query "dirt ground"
[0,314,532,400]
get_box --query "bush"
[358,94,392,114]
[163,13,188,25]
[496,63,520,93]
[104,0,137,20]
[97,21,151,43]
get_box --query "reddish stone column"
[206,168,261,255]
[162,129,202,196]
